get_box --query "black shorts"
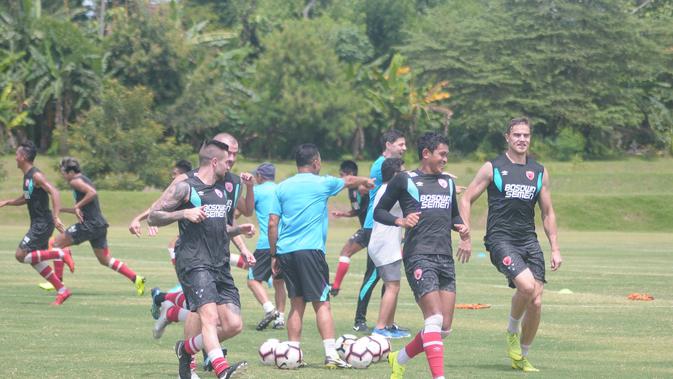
[348,228,372,248]
[66,222,108,249]
[178,267,241,312]
[404,254,456,301]
[19,222,54,252]
[485,240,547,289]
[248,249,283,281]
[277,250,330,302]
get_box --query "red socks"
[422,330,444,378]
[53,259,65,281]
[106,253,137,282]
[24,249,64,264]
[333,256,351,289]
[404,331,424,358]
[33,262,64,291]
[165,291,186,308]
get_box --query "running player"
[268,143,374,369]
[459,117,562,372]
[148,140,250,379]
[247,163,287,331]
[368,157,409,338]
[54,157,146,296]
[331,130,407,333]
[376,132,470,379]
[0,141,74,305]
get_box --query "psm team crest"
[526,171,535,181]
[438,179,448,188]
[225,182,234,192]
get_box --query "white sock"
[262,301,275,314]
[323,338,338,358]
[521,344,531,357]
[397,348,411,365]
[177,307,189,322]
[338,256,351,264]
[508,315,522,334]
[277,312,285,322]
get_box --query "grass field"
[1,156,672,378]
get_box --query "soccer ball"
[345,337,374,369]
[258,338,280,366]
[368,334,391,362]
[336,334,358,360]
[273,341,303,369]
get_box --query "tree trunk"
[350,123,365,159]
[303,0,317,19]
[99,0,106,36]
[55,98,68,155]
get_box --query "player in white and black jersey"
[375,132,470,379]
[459,117,562,372]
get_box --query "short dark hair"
[174,159,192,174]
[506,117,531,134]
[59,157,81,173]
[18,140,37,162]
[295,143,320,167]
[380,129,404,151]
[417,132,449,160]
[339,160,358,175]
[381,158,404,183]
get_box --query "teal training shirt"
[363,155,385,228]
[253,181,278,250]
[271,173,345,254]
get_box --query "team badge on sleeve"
[502,256,512,266]
[225,182,233,192]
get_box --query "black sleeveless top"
[23,167,52,225]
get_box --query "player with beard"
[149,140,252,379]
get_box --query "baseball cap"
[253,162,275,180]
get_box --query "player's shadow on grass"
[463,363,516,373]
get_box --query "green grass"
[0,226,672,378]
[1,155,673,377]
[2,156,673,231]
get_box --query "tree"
[249,19,366,158]
[403,0,662,158]
[363,0,414,56]
[69,80,189,189]
[27,16,100,155]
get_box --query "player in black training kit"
[0,141,74,305]
[375,132,470,379]
[54,157,146,296]
[459,117,562,373]
[149,140,252,379]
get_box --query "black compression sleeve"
[374,175,404,226]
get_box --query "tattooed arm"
[148,181,204,226]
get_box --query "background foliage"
[1,0,672,187]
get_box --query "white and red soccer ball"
[336,334,358,360]
[367,333,391,362]
[344,337,379,369]
[258,338,280,366]
[273,341,303,369]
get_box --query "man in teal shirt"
[268,143,373,369]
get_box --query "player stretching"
[247,163,287,331]
[376,132,469,379]
[54,157,145,296]
[268,143,374,369]
[149,140,250,379]
[331,130,407,334]
[0,141,74,305]
[459,117,562,372]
